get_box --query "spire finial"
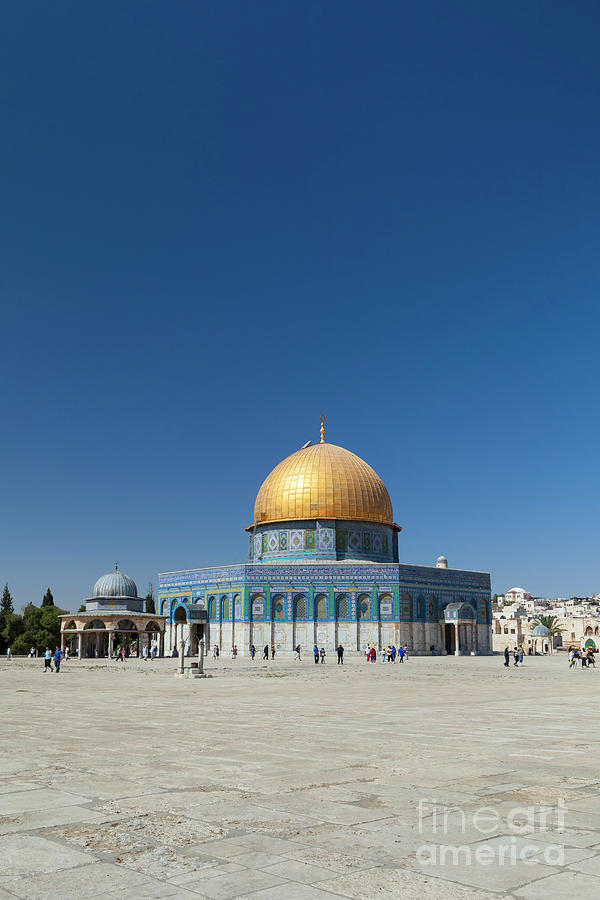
[320,414,325,443]
[115,560,119,571]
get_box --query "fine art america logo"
[416,799,566,867]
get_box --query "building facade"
[158,427,492,656]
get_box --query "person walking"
[250,644,256,660]
[336,644,344,664]
[513,647,519,667]
[263,644,269,660]
[6,647,11,660]
[369,646,376,663]
[503,645,510,667]
[54,646,62,673]
[398,646,405,663]
[271,645,276,660]
[44,646,52,672]
[319,646,326,664]
[313,644,319,664]
[403,644,409,661]
[294,644,301,661]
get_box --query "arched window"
[293,595,307,620]
[251,595,265,619]
[585,626,594,635]
[220,596,229,620]
[357,593,370,619]
[401,593,411,619]
[65,620,76,630]
[314,593,327,620]
[379,594,393,619]
[416,595,425,619]
[207,597,216,620]
[272,594,285,620]
[428,596,436,620]
[336,595,350,619]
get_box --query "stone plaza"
[2,653,600,898]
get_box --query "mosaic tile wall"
[247,519,397,563]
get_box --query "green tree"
[531,615,564,637]
[41,588,54,607]
[10,602,67,655]
[3,613,24,648]
[145,582,155,614]
[1,584,14,615]
[77,604,86,613]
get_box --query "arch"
[314,593,328,620]
[378,593,393,619]
[64,620,76,630]
[251,594,265,619]
[272,594,285,620]
[428,595,436,620]
[585,626,594,636]
[416,594,425,619]
[84,619,106,630]
[232,593,241,617]
[145,620,161,632]
[336,594,350,619]
[401,592,411,619]
[357,593,370,619]
[116,620,137,631]
[207,597,216,620]
[293,594,307,620]
[174,607,187,624]
[595,626,600,636]
[220,595,230,620]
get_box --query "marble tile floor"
[1,654,600,898]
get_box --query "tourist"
[250,644,256,660]
[381,647,386,664]
[403,644,409,660]
[213,645,218,659]
[142,645,148,660]
[54,646,62,673]
[29,646,35,658]
[294,644,301,661]
[504,645,510,667]
[44,646,52,672]
[581,651,587,668]
[313,644,319,664]
[263,644,269,660]
[398,646,405,663]
[365,644,371,662]
[518,645,524,665]
[513,647,519,667]
[369,646,376,663]
[271,645,276,660]
[337,644,344,664]
[6,647,11,660]
[391,646,396,663]
[319,646,326,664]
[528,643,533,656]
[587,649,595,668]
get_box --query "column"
[77,632,83,658]
[472,621,478,655]
[454,621,460,656]
[109,632,114,658]
[159,630,165,657]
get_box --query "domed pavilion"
[60,565,166,658]
[158,421,492,656]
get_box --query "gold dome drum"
[249,441,394,528]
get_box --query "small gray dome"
[436,555,448,569]
[532,624,551,636]
[93,569,138,599]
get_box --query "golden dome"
[248,440,395,529]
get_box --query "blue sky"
[1,1,599,611]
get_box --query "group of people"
[364,644,409,663]
[42,646,64,672]
[568,647,596,668]
[503,645,525,666]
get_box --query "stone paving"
[1,653,600,898]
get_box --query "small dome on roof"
[436,555,448,568]
[532,624,551,636]
[93,566,138,599]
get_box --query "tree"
[1,584,14,615]
[531,615,564,637]
[145,582,155,614]
[77,604,86,613]
[41,588,54,607]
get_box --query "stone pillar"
[109,632,114,658]
[77,633,83,659]
[454,622,460,656]
[159,631,165,657]
[471,622,477,655]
